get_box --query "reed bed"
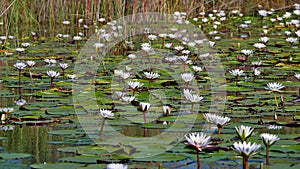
[0,0,298,37]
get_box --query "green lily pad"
[0,153,32,159]
[30,163,85,169]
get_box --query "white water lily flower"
[26,61,36,67]
[128,54,136,59]
[181,73,194,82]
[141,43,152,53]
[267,125,283,130]
[286,37,298,44]
[67,74,76,80]
[295,30,300,37]
[209,41,215,47]
[283,12,291,18]
[4,52,13,56]
[192,66,203,72]
[0,36,6,40]
[165,57,177,63]
[0,107,14,113]
[120,72,130,80]
[139,102,151,111]
[235,125,254,141]
[44,59,57,65]
[114,70,123,76]
[203,113,231,126]
[99,109,114,118]
[182,50,190,54]
[98,18,105,22]
[121,96,135,102]
[162,105,171,115]
[241,49,253,56]
[183,89,204,103]
[199,11,205,16]
[220,17,226,21]
[185,132,211,151]
[233,141,261,157]
[0,126,14,131]
[291,19,299,25]
[202,18,208,23]
[21,42,30,48]
[265,82,285,92]
[164,43,172,48]
[270,18,276,22]
[59,63,69,70]
[115,91,125,99]
[258,10,267,17]
[94,43,104,48]
[15,48,25,52]
[62,20,70,25]
[144,72,160,80]
[253,43,266,49]
[294,73,300,80]
[158,33,167,38]
[14,62,27,70]
[263,29,268,35]
[259,37,269,44]
[168,33,176,38]
[73,36,82,41]
[254,68,261,76]
[178,55,188,63]
[285,31,292,36]
[229,69,244,76]
[47,70,60,78]
[106,163,128,169]
[148,34,157,40]
[127,81,143,89]
[15,99,26,106]
[231,10,240,14]
[174,46,184,51]
[260,133,280,147]
[251,61,262,66]
[244,20,251,24]
[125,66,131,71]
[240,24,248,29]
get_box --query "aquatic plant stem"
[196,150,201,169]
[61,69,65,80]
[99,118,106,135]
[49,78,53,88]
[217,125,221,134]
[29,68,33,84]
[143,128,147,137]
[148,81,152,90]
[274,92,278,107]
[235,76,238,86]
[161,37,165,48]
[266,146,270,165]
[243,155,249,169]
[191,103,194,114]
[18,69,21,86]
[143,111,147,123]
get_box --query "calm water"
[0,125,70,165]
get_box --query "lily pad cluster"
[0,3,299,169]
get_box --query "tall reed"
[0,0,298,39]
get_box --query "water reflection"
[0,125,69,165]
